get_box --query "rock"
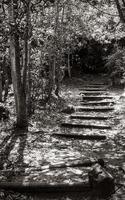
[0,105,9,120]
[88,163,115,195]
[61,105,75,114]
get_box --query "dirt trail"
[0,75,125,200]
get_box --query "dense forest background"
[0,0,125,129]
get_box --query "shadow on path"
[0,130,27,176]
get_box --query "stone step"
[82,96,113,101]
[80,101,115,106]
[76,106,114,112]
[70,115,112,120]
[61,123,111,129]
[53,133,106,140]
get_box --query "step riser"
[53,133,106,140]
[80,92,106,95]
[70,116,111,120]
[61,124,111,129]
[77,108,113,112]
[81,102,114,106]
[79,89,107,91]
[82,97,113,101]
[81,85,107,88]
[86,84,107,86]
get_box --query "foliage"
[0,0,125,125]
[105,48,125,86]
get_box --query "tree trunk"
[3,57,9,102]
[53,0,60,96]
[121,0,125,7]
[68,52,71,78]
[0,72,2,102]
[8,0,28,130]
[114,0,125,22]
[55,61,60,96]
[27,63,32,116]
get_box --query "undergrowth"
[105,48,125,87]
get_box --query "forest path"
[0,74,125,200]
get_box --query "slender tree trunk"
[8,0,28,129]
[23,0,31,89]
[67,52,71,78]
[51,56,56,95]
[114,0,125,22]
[55,60,60,96]
[53,0,60,96]
[27,63,32,115]
[0,72,2,102]
[121,0,125,7]
[3,57,9,101]
[24,0,32,115]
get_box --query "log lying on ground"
[76,106,114,112]
[49,159,105,169]
[0,182,90,193]
[88,163,115,195]
[60,123,111,129]
[53,133,106,140]
[80,101,115,106]
[0,164,114,196]
[82,96,113,101]
[70,115,111,120]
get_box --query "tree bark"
[8,0,28,129]
[67,52,71,78]
[0,72,2,102]
[114,0,125,22]
[53,0,60,96]
[121,0,125,7]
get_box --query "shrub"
[105,48,125,87]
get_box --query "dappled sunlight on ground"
[0,75,125,199]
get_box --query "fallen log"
[53,133,106,140]
[0,164,114,196]
[0,182,90,193]
[49,159,105,169]
[60,123,111,129]
[70,115,111,120]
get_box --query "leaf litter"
[0,76,125,199]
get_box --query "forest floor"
[0,74,125,200]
